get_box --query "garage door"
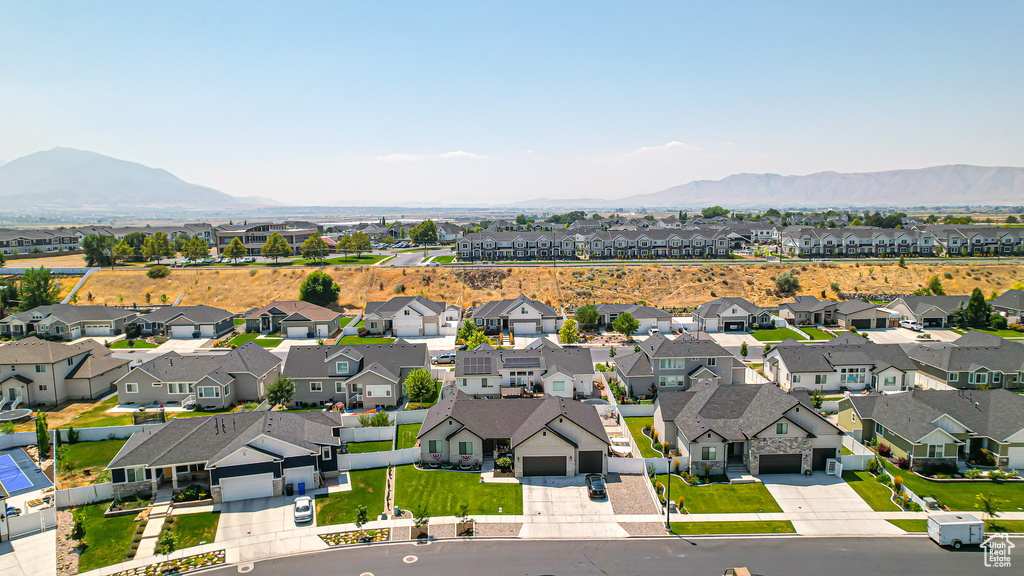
[395,326,419,337]
[423,323,438,336]
[200,325,215,338]
[70,326,82,339]
[812,448,836,471]
[850,319,873,330]
[724,322,746,332]
[284,466,315,493]
[85,324,109,336]
[286,326,309,338]
[578,451,603,474]
[522,456,566,476]
[513,322,537,335]
[170,325,194,339]
[758,453,802,474]
[923,318,944,328]
[220,473,274,502]
[875,318,888,329]
[1008,447,1024,469]
[316,324,329,337]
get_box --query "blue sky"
[2,1,1023,204]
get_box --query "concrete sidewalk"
[0,530,56,576]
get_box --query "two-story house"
[453,339,594,399]
[282,340,431,409]
[362,296,460,337]
[0,304,140,341]
[470,295,561,335]
[908,331,1024,390]
[765,333,918,393]
[692,297,772,332]
[0,337,130,406]
[613,333,741,396]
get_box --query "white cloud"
[624,140,703,157]
[439,150,486,159]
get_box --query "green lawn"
[346,440,393,454]
[65,396,133,428]
[963,328,1024,339]
[395,465,523,516]
[656,474,782,513]
[841,470,899,511]
[751,327,807,342]
[233,318,245,327]
[880,459,1024,511]
[338,317,353,328]
[841,445,854,455]
[886,519,927,532]
[888,519,1024,534]
[800,327,835,340]
[109,339,159,349]
[75,502,140,572]
[623,417,660,458]
[315,467,387,525]
[396,423,421,449]
[405,381,442,410]
[166,512,221,549]
[431,255,455,263]
[335,335,395,345]
[58,438,127,488]
[669,521,795,535]
[226,332,283,348]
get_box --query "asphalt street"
[207,536,1014,576]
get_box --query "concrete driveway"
[864,327,960,344]
[761,473,903,536]
[519,476,627,539]
[707,331,759,347]
[215,495,315,541]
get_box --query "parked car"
[431,352,456,365]
[293,496,313,523]
[648,327,660,336]
[585,473,606,499]
[454,343,468,351]
[899,320,923,331]
[242,257,256,263]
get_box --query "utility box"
[927,513,984,549]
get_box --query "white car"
[648,327,660,336]
[293,496,313,523]
[899,320,923,331]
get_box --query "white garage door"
[423,323,438,336]
[85,324,109,336]
[395,325,420,337]
[220,473,274,502]
[70,326,82,339]
[1008,446,1024,469]
[200,325,215,338]
[513,322,536,335]
[284,466,315,493]
[286,326,309,338]
[170,325,194,339]
[316,324,329,337]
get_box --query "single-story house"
[243,301,342,338]
[594,304,671,333]
[908,331,1024,390]
[470,295,562,335]
[0,336,131,406]
[837,389,1024,470]
[765,333,918,393]
[834,300,895,330]
[133,305,235,339]
[113,342,282,409]
[362,296,460,337]
[453,339,594,399]
[885,295,970,328]
[991,289,1024,323]
[654,382,843,476]
[282,340,431,409]
[0,304,139,341]
[692,297,772,332]
[779,296,836,326]
[106,411,342,503]
[613,333,741,397]
[417,391,609,476]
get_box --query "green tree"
[559,318,579,344]
[336,235,353,260]
[457,320,479,343]
[976,493,1005,521]
[354,504,369,540]
[0,279,19,316]
[19,267,61,310]
[701,206,729,218]
[173,233,192,253]
[183,237,210,261]
[121,231,148,260]
[612,312,639,339]
[301,233,331,265]
[155,528,177,555]
[465,330,491,350]
[298,270,340,306]
[774,271,800,294]
[0,251,4,266]
[403,368,436,403]
[409,220,438,244]
[265,376,295,407]
[142,232,175,263]
[221,237,247,262]
[739,341,748,359]
[81,234,116,267]
[965,287,992,327]
[113,240,133,267]
[575,304,599,331]
[348,232,372,258]
[609,345,616,358]
[35,412,50,459]
[927,275,945,296]
[261,233,292,263]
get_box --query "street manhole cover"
[237,564,254,574]
[403,555,418,564]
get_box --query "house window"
[125,467,145,483]
[385,388,391,397]
[38,384,48,391]
[403,310,410,316]
[840,367,867,384]
[552,381,565,392]
[992,373,1002,384]
[948,372,959,382]
[792,374,802,384]
[851,412,856,423]
[224,384,230,395]
[321,446,331,459]
[168,383,187,394]
[428,440,442,453]
[928,445,943,458]
[707,358,716,366]
[814,375,827,385]
[198,386,220,398]
[776,422,788,435]
[481,378,490,388]
[125,383,139,393]
[335,361,348,373]
[882,376,897,388]
[459,442,472,455]
[701,446,717,460]
[875,423,884,437]
[35,365,46,373]
[311,382,322,392]
[336,382,345,393]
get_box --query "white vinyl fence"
[340,426,393,443]
[840,435,874,471]
[57,425,150,442]
[745,367,771,384]
[8,507,57,538]
[0,432,36,450]
[616,404,655,417]
[608,457,646,474]
[341,310,364,336]
[396,410,428,424]
[915,372,955,391]
[340,412,396,428]
[337,447,418,470]
[57,483,114,509]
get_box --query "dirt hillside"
[74,262,1024,312]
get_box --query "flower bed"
[105,497,151,518]
[319,528,390,546]
[112,550,225,576]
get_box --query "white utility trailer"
[927,513,984,549]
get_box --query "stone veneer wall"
[113,480,156,501]
[689,458,726,476]
[748,437,812,475]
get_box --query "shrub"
[654,480,664,495]
[895,457,909,470]
[906,501,923,512]
[866,459,880,474]
[495,456,512,471]
[965,468,984,479]
[990,314,1008,330]
[969,448,997,467]
[146,265,170,279]
[652,441,664,452]
[877,443,892,457]
[1009,323,1024,333]
[678,496,685,511]
[155,529,176,555]
[774,271,800,294]
[876,474,892,486]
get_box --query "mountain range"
[0,147,279,210]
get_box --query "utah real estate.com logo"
[983,534,1013,569]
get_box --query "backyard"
[669,521,795,535]
[405,381,443,410]
[396,423,421,449]
[751,327,806,342]
[315,467,387,525]
[841,470,899,511]
[623,417,660,458]
[336,335,395,345]
[800,327,836,340]
[59,396,132,429]
[395,465,523,516]
[109,339,159,349]
[74,501,140,573]
[226,333,283,348]
[58,438,127,488]
[881,459,1024,511]
[164,512,221,549]
[346,440,393,454]
[655,473,782,514]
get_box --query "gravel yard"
[619,522,668,536]
[474,522,522,537]
[429,523,456,538]
[391,526,411,541]
[56,508,80,576]
[606,473,661,515]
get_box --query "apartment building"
[214,221,321,256]
[779,226,936,258]
[456,228,731,261]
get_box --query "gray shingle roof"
[908,331,1024,374]
[282,340,429,381]
[893,295,970,316]
[992,289,1024,311]
[772,333,917,373]
[0,304,137,326]
[836,300,878,315]
[612,352,654,378]
[454,340,593,378]
[594,304,671,320]
[0,336,125,367]
[849,389,1024,443]
[363,296,446,318]
[694,297,766,319]
[244,301,341,322]
[781,296,836,313]
[133,342,281,383]
[472,295,558,319]
[637,333,732,359]
[136,305,234,325]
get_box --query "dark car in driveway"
[585,473,606,499]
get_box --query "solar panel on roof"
[503,356,541,368]
[463,356,493,375]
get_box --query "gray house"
[594,304,672,333]
[243,300,343,339]
[282,340,431,409]
[765,333,918,393]
[908,331,1024,390]
[470,295,561,335]
[417,392,609,476]
[0,304,139,341]
[113,343,282,409]
[778,296,836,325]
[834,300,894,330]
[613,333,740,397]
[992,289,1024,322]
[886,295,970,328]
[0,336,130,406]
[654,383,843,476]
[133,305,235,339]
[106,411,342,503]
[692,297,772,332]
